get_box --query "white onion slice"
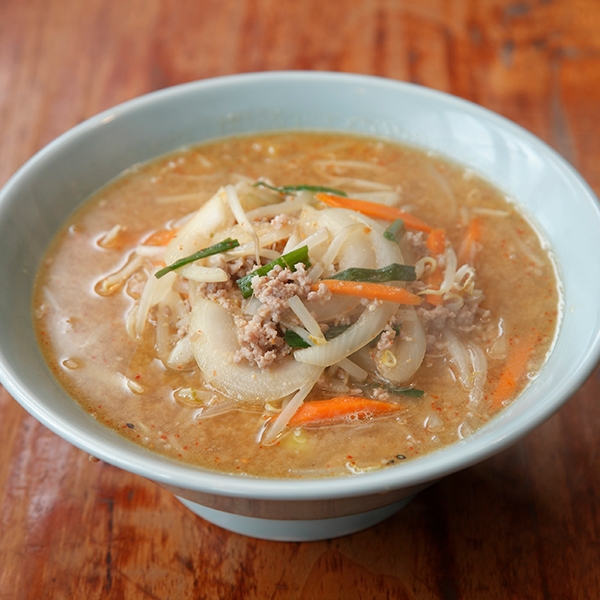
[166,336,195,370]
[467,343,487,404]
[224,184,260,263]
[189,297,322,403]
[164,190,235,265]
[178,264,228,283]
[294,300,398,366]
[444,330,471,388]
[245,191,312,221]
[377,309,426,383]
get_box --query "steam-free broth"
[34,132,560,478]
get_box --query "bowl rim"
[2,70,600,502]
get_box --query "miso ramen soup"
[34,132,561,478]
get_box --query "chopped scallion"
[155,238,240,279]
[236,245,311,298]
[253,182,348,197]
[284,330,311,348]
[324,324,351,340]
[362,383,424,398]
[387,386,424,398]
[329,263,416,283]
[383,219,405,242]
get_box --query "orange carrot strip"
[315,280,423,305]
[458,217,481,265]
[289,396,403,427]
[425,294,444,306]
[144,228,178,247]
[426,228,447,256]
[315,192,433,233]
[424,267,444,306]
[489,336,536,410]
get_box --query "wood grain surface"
[1,0,600,598]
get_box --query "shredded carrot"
[426,228,447,256]
[489,335,535,409]
[315,192,433,233]
[289,396,403,427]
[315,279,423,305]
[458,217,481,265]
[424,267,444,306]
[143,228,178,246]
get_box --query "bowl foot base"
[176,496,415,541]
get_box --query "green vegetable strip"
[386,386,424,398]
[324,324,350,340]
[253,182,348,197]
[383,219,405,242]
[329,263,416,283]
[236,245,311,298]
[362,383,424,398]
[155,238,240,279]
[284,330,311,348]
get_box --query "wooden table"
[1,1,599,598]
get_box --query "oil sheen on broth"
[34,133,561,478]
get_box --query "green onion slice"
[362,383,424,398]
[329,263,416,283]
[236,245,311,299]
[383,219,405,242]
[386,386,424,398]
[253,182,348,197]
[324,324,350,340]
[155,238,240,279]
[284,330,311,348]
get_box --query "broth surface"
[34,132,561,478]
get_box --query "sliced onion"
[245,191,312,221]
[467,343,487,404]
[443,330,470,389]
[377,309,426,383]
[296,208,404,366]
[189,297,322,403]
[294,300,398,366]
[166,336,195,370]
[287,227,329,254]
[224,184,260,263]
[164,190,235,265]
[178,264,228,283]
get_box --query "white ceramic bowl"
[1,72,600,542]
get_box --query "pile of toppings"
[100,179,492,444]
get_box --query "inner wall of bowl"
[1,72,600,495]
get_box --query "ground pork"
[376,324,398,352]
[307,281,332,304]
[270,214,296,229]
[416,294,486,352]
[404,231,428,259]
[233,313,290,368]
[233,263,313,368]
[197,255,257,309]
[251,264,312,319]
